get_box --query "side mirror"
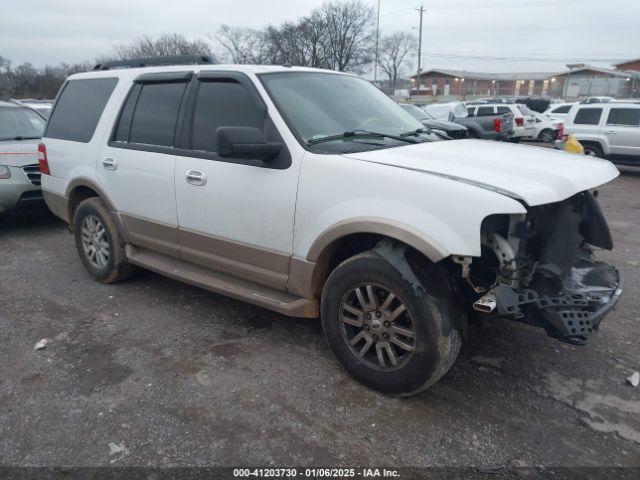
[217,127,282,161]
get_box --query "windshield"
[0,107,46,140]
[424,102,468,120]
[260,72,424,146]
[400,104,429,121]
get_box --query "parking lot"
[0,166,636,468]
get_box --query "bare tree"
[321,0,375,72]
[114,34,212,59]
[378,32,416,91]
[215,26,267,64]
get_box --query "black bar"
[93,55,215,71]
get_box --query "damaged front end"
[457,191,623,345]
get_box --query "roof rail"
[93,54,215,71]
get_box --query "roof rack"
[93,54,215,71]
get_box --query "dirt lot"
[0,168,639,470]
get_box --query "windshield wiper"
[308,130,419,145]
[0,136,42,141]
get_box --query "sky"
[2,0,639,74]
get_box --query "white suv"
[563,102,640,165]
[40,58,623,395]
[466,103,536,141]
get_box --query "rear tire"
[320,248,461,396]
[583,143,604,158]
[73,197,135,283]
[538,128,554,143]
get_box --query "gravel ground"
[0,167,639,469]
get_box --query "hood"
[0,138,39,167]
[423,119,467,132]
[342,139,619,206]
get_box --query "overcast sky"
[2,0,639,74]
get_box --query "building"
[409,60,640,100]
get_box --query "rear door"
[603,106,640,157]
[98,72,192,257]
[174,72,299,290]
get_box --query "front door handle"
[604,130,617,134]
[102,157,117,171]
[186,170,207,186]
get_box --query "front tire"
[73,197,135,283]
[583,143,604,158]
[320,249,461,396]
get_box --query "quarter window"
[552,105,572,114]
[128,82,187,147]
[477,106,495,116]
[496,106,511,114]
[606,108,640,127]
[574,108,602,125]
[190,80,265,153]
[46,78,118,142]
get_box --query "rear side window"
[496,106,511,114]
[128,82,187,147]
[574,108,602,125]
[477,106,495,116]
[46,78,118,142]
[606,108,640,127]
[552,105,572,114]
[190,80,265,153]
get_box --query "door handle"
[102,157,117,170]
[604,130,617,134]
[186,170,207,186]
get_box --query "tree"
[378,32,416,92]
[114,34,212,60]
[321,0,375,72]
[215,26,267,64]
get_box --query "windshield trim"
[257,71,424,153]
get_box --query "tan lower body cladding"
[118,213,319,316]
[44,189,319,317]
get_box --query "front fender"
[293,152,527,262]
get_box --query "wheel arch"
[65,178,118,231]
[290,220,449,300]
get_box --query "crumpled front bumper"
[489,265,623,343]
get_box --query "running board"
[125,245,318,318]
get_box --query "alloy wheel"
[339,283,416,371]
[81,214,110,269]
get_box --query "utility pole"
[416,5,424,96]
[374,0,381,83]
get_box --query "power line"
[420,53,637,63]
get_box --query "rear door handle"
[186,170,207,186]
[604,130,617,134]
[102,157,117,170]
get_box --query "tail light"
[493,118,502,132]
[38,143,51,175]
[514,117,524,127]
[556,123,565,140]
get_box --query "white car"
[40,58,623,395]
[544,102,578,122]
[532,112,562,142]
[466,103,536,141]
[563,102,640,165]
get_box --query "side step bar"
[125,245,319,318]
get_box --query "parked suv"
[0,100,46,214]
[563,102,640,165]
[41,58,623,395]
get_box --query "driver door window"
[174,75,300,289]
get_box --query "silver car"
[0,101,46,214]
